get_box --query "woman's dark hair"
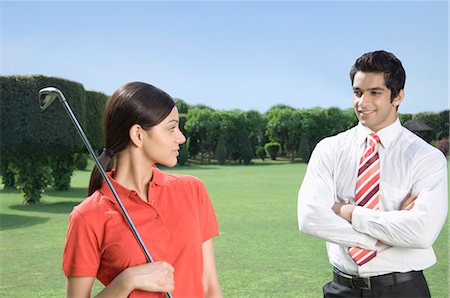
[350,50,406,101]
[88,82,175,196]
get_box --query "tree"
[266,108,302,161]
[398,113,413,125]
[224,110,249,162]
[240,136,253,164]
[438,110,449,137]
[177,143,188,166]
[298,133,311,162]
[175,98,190,114]
[245,110,267,149]
[266,104,296,113]
[184,108,219,164]
[413,112,440,141]
[215,135,227,165]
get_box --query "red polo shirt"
[62,166,219,297]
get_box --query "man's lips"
[358,110,376,116]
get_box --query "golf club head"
[39,87,65,110]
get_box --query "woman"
[63,82,222,298]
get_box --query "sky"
[1,0,448,114]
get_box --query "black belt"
[333,267,423,291]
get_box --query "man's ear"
[129,124,144,148]
[392,89,404,107]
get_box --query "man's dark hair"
[350,50,406,101]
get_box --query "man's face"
[352,71,403,132]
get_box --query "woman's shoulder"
[154,167,204,187]
[166,172,203,184]
[154,168,210,200]
[70,190,113,220]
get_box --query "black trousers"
[323,271,431,298]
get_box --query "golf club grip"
[54,93,173,298]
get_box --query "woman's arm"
[66,276,95,298]
[66,262,175,298]
[202,239,222,298]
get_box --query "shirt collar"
[99,165,169,204]
[356,118,402,149]
[151,165,170,187]
[99,172,133,204]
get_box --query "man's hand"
[332,202,355,222]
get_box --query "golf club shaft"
[58,95,173,298]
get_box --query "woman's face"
[143,107,186,167]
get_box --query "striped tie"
[349,133,381,266]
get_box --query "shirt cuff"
[352,206,379,250]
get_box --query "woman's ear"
[129,124,144,148]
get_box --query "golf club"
[39,87,173,298]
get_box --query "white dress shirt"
[297,118,448,277]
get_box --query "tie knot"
[367,133,380,147]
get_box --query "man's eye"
[353,90,362,97]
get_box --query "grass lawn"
[0,160,448,297]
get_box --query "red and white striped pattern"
[349,133,380,266]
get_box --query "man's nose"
[358,92,369,105]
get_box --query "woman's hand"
[123,261,175,293]
[68,261,175,298]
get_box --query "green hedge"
[0,75,86,157]
[85,90,108,150]
[0,75,106,203]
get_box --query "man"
[297,50,448,297]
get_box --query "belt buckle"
[352,276,371,290]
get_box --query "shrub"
[0,159,15,189]
[13,156,51,204]
[74,153,89,170]
[51,154,76,191]
[265,142,281,160]
[0,75,86,203]
[256,146,266,161]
